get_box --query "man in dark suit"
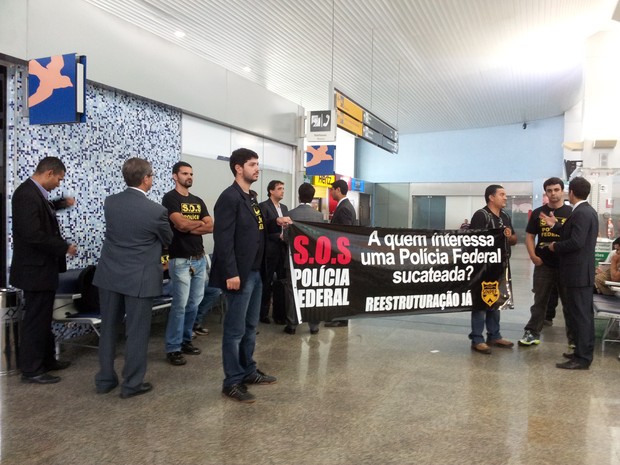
[325,179,356,327]
[10,157,78,384]
[542,177,598,370]
[93,158,173,398]
[210,148,291,403]
[330,179,356,226]
[284,182,324,335]
[258,179,288,324]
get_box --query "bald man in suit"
[10,156,78,384]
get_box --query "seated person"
[595,237,620,295]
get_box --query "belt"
[186,253,205,260]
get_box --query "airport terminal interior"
[2,1,620,464]
[1,244,619,465]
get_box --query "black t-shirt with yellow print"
[526,203,572,267]
[162,189,210,259]
[249,190,265,271]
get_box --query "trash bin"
[0,288,21,375]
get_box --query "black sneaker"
[222,384,256,403]
[242,369,277,385]
[167,351,186,366]
[181,342,201,355]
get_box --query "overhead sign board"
[336,109,363,136]
[381,137,399,153]
[334,89,398,153]
[335,92,364,121]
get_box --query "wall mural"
[6,65,181,270]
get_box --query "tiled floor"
[1,244,619,465]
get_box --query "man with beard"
[210,148,291,402]
[162,161,213,366]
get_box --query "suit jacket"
[210,182,264,290]
[288,204,324,223]
[259,198,288,271]
[331,198,356,225]
[93,188,173,298]
[10,178,69,291]
[553,201,598,287]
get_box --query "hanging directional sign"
[334,89,398,153]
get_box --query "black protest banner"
[285,222,513,323]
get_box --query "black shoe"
[242,369,277,385]
[259,317,271,324]
[167,351,187,366]
[556,360,589,370]
[46,360,71,371]
[325,320,348,327]
[222,384,256,403]
[562,352,576,359]
[283,326,296,335]
[181,342,201,355]
[120,382,153,399]
[193,325,209,335]
[96,382,119,394]
[21,373,61,384]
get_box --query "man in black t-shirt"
[519,177,573,347]
[469,184,518,354]
[162,162,213,366]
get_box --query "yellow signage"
[336,109,363,136]
[335,92,363,122]
[313,175,336,187]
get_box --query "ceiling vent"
[592,140,617,149]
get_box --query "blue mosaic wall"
[5,65,181,270]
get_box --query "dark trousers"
[563,285,595,366]
[545,286,559,320]
[525,264,573,342]
[260,262,286,322]
[19,290,57,376]
[95,289,153,395]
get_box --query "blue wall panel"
[357,117,564,183]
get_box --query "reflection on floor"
[1,244,619,465]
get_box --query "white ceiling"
[83,0,619,135]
